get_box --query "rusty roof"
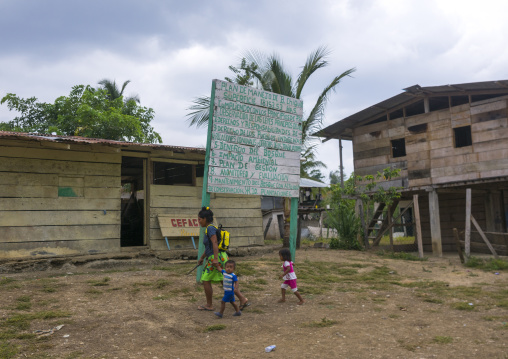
[316,80,508,140]
[0,131,206,153]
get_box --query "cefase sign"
[169,218,199,227]
[157,216,200,237]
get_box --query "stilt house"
[317,80,508,256]
[0,131,263,259]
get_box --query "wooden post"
[428,189,443,257]
[424,97,430,113]
[465,188,471,258]
[413,194,424,259]
[358,200,368,248]
[289,197,299,262]
[319,211,323,238]
[196,80,216,282]
[339,137,344,188]
[388,204,393,251]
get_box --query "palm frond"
[303,67,356,139]
[265,54,294,97]
[186,96,211,128]
[295,46,331,99]
[120,80,131,95]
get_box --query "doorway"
[121,156,145,247]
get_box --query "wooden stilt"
[413,194,424,258]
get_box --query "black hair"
[225,260,236,269]
[198,206,213,223]
[279,248,292,261]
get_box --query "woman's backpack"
[206,224,230,251]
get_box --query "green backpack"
[206,224,230,251]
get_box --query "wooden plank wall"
[416,192,486,252]
[352,96,508,188]
[352,117,408,188]
[0,139,122,258]
[149,177,263,250]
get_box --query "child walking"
[215,260,242,318]
[278,248,305,305]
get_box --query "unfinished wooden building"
[317,80,508,256]
[0,131,263,259]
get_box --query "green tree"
[0,85,161,143]
[326,168,402,249]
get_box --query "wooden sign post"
[197,80,303,281]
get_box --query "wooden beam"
[465,188,471,257]
[413,194,424,258]
[471,215,498,258]
[428,189,443,256]
[453,228,465,263]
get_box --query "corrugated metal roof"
[0,131,206,153]
[300,177,328,188]
[316,80,508,140]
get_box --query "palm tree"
[97,79,140,103]
[188,47,355,246]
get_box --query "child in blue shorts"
[215,260,242,318]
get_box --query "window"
[391,138,406,158]
[153,162,194,185]
[454,126,472,148]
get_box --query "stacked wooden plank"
[0,139,122,258]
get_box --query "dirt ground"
[1,248,507,359]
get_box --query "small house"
[0,131,263,259]
[317,80,508,255]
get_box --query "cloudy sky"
[1,0,508,181]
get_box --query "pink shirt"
[282,261,297,280]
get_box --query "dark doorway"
[121,157,145,247]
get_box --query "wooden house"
[317,80,508,256]
[0,131,263,259]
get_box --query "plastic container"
[265,345,276,352]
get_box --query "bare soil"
[1,248,507,359]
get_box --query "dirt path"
[1,249,507,358]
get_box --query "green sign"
[208,80,303,198]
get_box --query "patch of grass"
[1,311,72,331]
[0,341,18,359]
[240,283,264,292]
[379,236,416,246]
[154,279,170,289]
[236,263,256,276]
[249,308,264,314]
[376,251,427,261]
[13,296,32,311]
[64,352,84,359]
[153,295,171,301]
[41,286,57,293]
[423,298,444,304]
[451,302,475,311]
[0,277,16,286]
[298,286,327,295]
[85,289,102,295]
[465,257,508,271]
[132,282,152,287]
[251,278,268,285]
[87,277,110,286]
[497,300,508,308]
[433,336,453,344]
[397,339,419,352]
[388,314,400,319]
[203,324,226,332]
[301,317,338,328]
[14,302,32,311]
